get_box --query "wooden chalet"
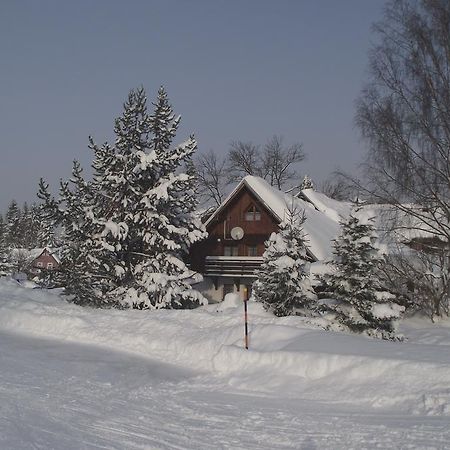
[190,176,442,303]
[190,176,341,303]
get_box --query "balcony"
[204,256,264,277]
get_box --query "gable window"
[245,205,261,221]
[247,245,258,256]
[37,261,43,268]
[224,246,239,256]
[47,262,54,270]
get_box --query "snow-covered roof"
[204,176,439,261]
[300,189,352,223]
[46,247,61,264]
[31,247,61,264]
[301,190,440,252]
[205,176,341,261]
[10,247,61,264]
[9,248,42,262]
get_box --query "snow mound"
[416,391,450,416]
[216,292,241,311]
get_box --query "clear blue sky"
[0,0,384,212]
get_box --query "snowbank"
[1,279,450,416]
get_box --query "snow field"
[4,331,448,450]
[1,279,450,418]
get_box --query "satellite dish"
[231,226,244,240]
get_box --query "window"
[224,246,239,256]
[47,262,54,270]
[245,205,261,221]
[247,245,258,256]
[37,261,43,268]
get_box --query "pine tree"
[38,164,100,301]
[5,200,21,248]
[26,203,42,249]
[88,86,207,308]
[17,202,40,249]
[40,86,207,309]
[253,206,316,316]
[34,201,57,248]
[19,202,29,247]
[320,206,404,339]
[0,216,13,276]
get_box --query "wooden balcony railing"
[204,256,264,277]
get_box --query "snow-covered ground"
[1,279,450,449]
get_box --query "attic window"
[37,261,43,268]
[245,205,261,221]
[47,262,54,270]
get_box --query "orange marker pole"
[244,287,249,350]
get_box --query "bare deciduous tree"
[228,136,305,189]
[320,172,358,201]
[195,150,229,207]
[355,0,450,317]
[195,135,305,206]
[228,141,262,181]
[381,244,450,321]
[262,135,305,190]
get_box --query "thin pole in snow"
[244,287,249,350]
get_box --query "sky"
[0,0,385,213]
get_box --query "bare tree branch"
[320,172,358,201]
[228,141,262,181]
[194,150,230,207]
[228,136,305,189]
[355,0,450,317]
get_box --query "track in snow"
[0,331,448,449]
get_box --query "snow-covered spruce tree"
[299,174,314,190]
[85,86,207,309]
[38,163,101,302]
[320,206,404,339]
[5,200,21,248]
[15,202,41,249]
[33,202,57,248]
[0,215,13,277]
[253,206,316,316]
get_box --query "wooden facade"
[31,248,60,272]
[190,183,280,301]
[191,185,279,269]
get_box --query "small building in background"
[30,247,61,274]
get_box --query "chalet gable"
[205,177,283,228]
[206,182,279,229]
[204,176,341,262]
[32,247,61,270]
